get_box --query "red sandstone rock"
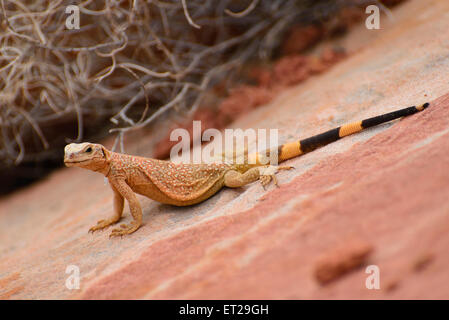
[314,240,373,285]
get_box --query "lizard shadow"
[142,187,247,227]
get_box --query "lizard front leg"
[89,185,124,233]
[109,178,143,237]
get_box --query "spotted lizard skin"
[108,153,231,205]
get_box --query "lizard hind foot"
[258,165,294,188]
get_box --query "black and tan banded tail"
[274,102,430,162]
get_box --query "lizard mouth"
[64,159,91,165]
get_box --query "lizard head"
[64,142,111,173]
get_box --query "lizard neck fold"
[91,162,111,176]
[95,148,113,177]
[99,163,111,177]
[92,152,112,176]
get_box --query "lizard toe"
[89,218,119,233]
[110,223,140,237]
[278,165,294,171]
[260,175,272,187]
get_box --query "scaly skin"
[64,102,429,237]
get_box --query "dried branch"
[225,0,260,17]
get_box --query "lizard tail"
[274,102,430,163]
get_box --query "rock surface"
[1,0,449,299]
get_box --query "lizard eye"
[86,147,93,153]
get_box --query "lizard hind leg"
[224,165,294,189]
[224,168,261,188]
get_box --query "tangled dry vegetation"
[0,0,392,193]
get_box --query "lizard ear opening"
[101,146,111,162]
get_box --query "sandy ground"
[1,0,449,299]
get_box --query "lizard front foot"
[89,218,120,233]
[109,222,141,238]
[259,165,294,188]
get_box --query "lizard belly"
[124,161,229,206]
[131,180,225,206]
